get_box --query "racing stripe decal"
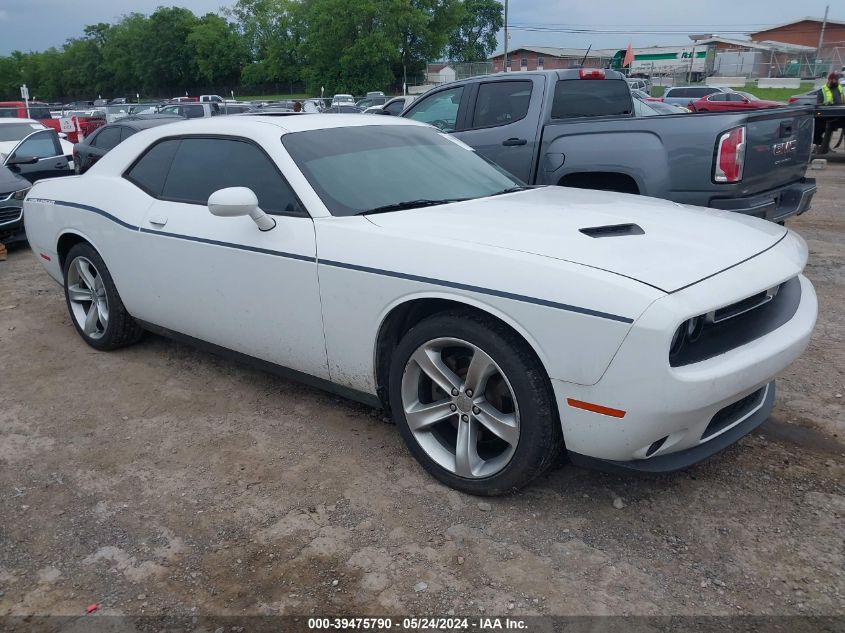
[35,198,635,324]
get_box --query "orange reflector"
[567,398,626,418]
[40,253,51,261]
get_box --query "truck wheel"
[63,242,144,351]
[388,310,563,495]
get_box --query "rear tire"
[63,242,144,350]
[388,310,563,495]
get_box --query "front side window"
[471,80,532,129]
[404,86,464,132]
[282,125,519,217]
[158,137,301,215]
[12,130,60,159]
[186,105,205,118]
[91,126,123,150]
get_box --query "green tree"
[447,0,503,62]
[188,14,248,87]
[228,0,305,85]
[141,7,200,95]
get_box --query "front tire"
[388,310,563,495]
[63,242,143,350]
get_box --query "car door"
[403,85,469,133]
[3,129,70,183]
[122,135,330,379]
[82,125,123,172]
[451,77,543,183]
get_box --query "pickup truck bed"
[401,69,816,222]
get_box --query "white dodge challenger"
[23,115,817,495]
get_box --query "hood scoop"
[579,223,645,238]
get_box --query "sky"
[0,0,839,56]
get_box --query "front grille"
[702,387,766,440]
[0,206,22,224]
[670,277,801,367]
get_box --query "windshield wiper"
[355,198,470,216]
[488,185,534,197]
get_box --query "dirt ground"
[0,158,843,628]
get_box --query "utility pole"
[503,0,509,72]
[817,4,829,75]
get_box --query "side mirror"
[374,109,394,116]
[6,155,39,166]
[208,187,276,231]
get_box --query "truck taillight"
[714,126,746,183]
[578,68,605,80]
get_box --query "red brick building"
[749,17,845,54]
[488,46,615,73]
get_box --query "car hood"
[0,164,29,193]
[364,187,787,293]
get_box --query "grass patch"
[650,83,816,102]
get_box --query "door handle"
[502,138,527,146]
[148,214,168,227]
[53,162,66,168]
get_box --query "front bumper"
[709,177,816,222]
[0,200,24,243]
[552,233,817,470]
[569,381,774,473]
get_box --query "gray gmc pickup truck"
[400,69,816,222]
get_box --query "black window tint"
[692,88,718,98]
[125,139,180,196]
[668,88,687,98]
[385,99,405,114]
[551,79,632,118]
[186,105,205,118]
[161,137,301,215]
[0,108,18,118]
[92,126,123,150]
[28,106,52,119]
[471,80,532,128]
[120,127,136,142]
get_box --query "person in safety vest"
[817,72,844,154]
[819,72,844,105]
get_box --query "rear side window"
[159,137,302,215]
[471,80,532,128]
[690,88,718,98]
[384,99,405,114]
[186,105,205,118]
[667,88,687,98]
[91,126,123,150]
[0,108,18,118]
[124,139,180,196]
[28,106,52,119]
[120,127,136,141]
[551,80,632,118]
[708,93,728,102]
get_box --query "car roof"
[127,113,428,137]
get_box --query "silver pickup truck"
[400,69,816,222]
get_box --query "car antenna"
[578,45,592,68]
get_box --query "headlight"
[670,314,706,360]
[13,187,31,201]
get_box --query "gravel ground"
[0,159,843,627]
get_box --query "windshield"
[0,122,45,142]
[282,125,519,217]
